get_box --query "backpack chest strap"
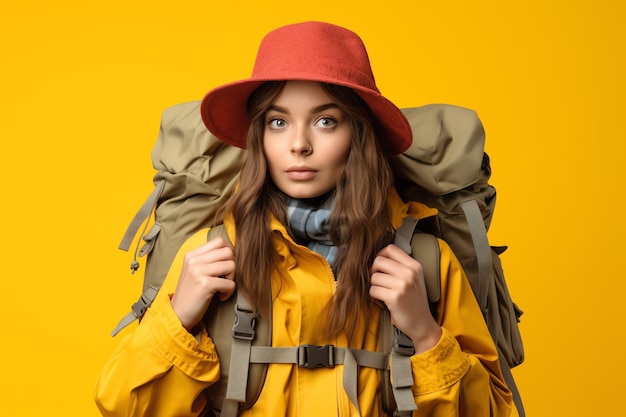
[248,345,388,370]
[244,344,387,417]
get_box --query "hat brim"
[201,77,412,156]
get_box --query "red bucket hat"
[200,21,412,155]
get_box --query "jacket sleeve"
[94,231,221,417]
[409,239,517,417]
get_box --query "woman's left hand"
[369,244,442,354]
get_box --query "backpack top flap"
[150,100,246,203]
[395,105,485,196]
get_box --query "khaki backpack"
[114,101,525,416]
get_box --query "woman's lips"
[286,167,318,180]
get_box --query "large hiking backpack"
[114,100,525,416]
[391,105,525,415]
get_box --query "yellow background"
[1,0,624,415]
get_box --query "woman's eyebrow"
[267,103,340,115]
[267,104,289,114]
[311,103,341,114]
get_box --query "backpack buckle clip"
[232,303,256,340]
[393,328,415,356]
[130,286,159,319]
[298,344,335,368]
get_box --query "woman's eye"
[268,118,286,129]
[316,117,337,128]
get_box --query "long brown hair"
[224,81,394,339]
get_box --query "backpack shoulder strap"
[394,216,441,305]
[204,224,271,417]
[458,197,491,311]
[207,223,230,243]
[380,216,442,415]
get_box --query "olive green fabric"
[393,105,524,371]
[113,101,245,336]
[144,101,246,292]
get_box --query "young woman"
[95,22,517,417]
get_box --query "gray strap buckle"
[298,344,335,368]
[130,285,159,319]
[393,328,415,356]
[232,303,256,340]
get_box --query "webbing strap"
[497,346,526,417]
[221,344,387,417]
[391,349,418,413]
[111,312,136,338]
[459,199,492,311]
[391,217,420,413]
[460,198,527,415]
[248,346,388,369]
[219,398,239,417]
[343,349,361,416]
[394,216,419,254]
[246,345,387,417]
[225,337,252,402]
[225,292,255,403]
[395,216,441,305]
[118,180,165,251]
[378,305,417,414]
[110,285,159,336]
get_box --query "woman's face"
[263,80,352,199]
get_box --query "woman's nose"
[290,127,312,155]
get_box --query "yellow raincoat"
[94,190,517,416]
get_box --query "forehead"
[272,80,335,107]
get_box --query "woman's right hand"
[170,236,236,331]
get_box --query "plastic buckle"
[131,294,150,319]
[298,344,335,368]
[393,328,415,356]
[232,304,256,340]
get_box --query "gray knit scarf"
[285,194,338,267]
